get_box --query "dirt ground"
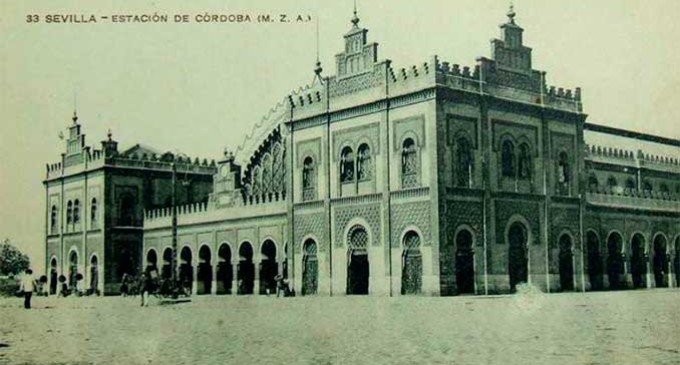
[0,289,679,365]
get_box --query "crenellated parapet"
[585,144,680,173]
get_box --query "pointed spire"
[351,0,360,27]
[507,1,516,24]
[313,15,323,82]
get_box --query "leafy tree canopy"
[0,239,30,276]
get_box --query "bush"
[0,277,20,297]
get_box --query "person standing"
[19,269,38,309]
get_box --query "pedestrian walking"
[120,273,129,297]
[140,273,151,307]
[19,269,38,309]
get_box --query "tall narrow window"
[456,137,473,187]
[625,178,636,192]
[501,140,515,177]
[90,198,98,228]
[557,151,570,195]
[401,138,419,188]
[302,156,316,201]
[252,166,262,196]
[73,199,80,224]
[642,180,653,192]
[261,154,272,194]
[340,147,355,183]
[50,205,57,233]
[272,144,284,193]
[66,201,73,226]
[518,143,532,179]
[357,144,372,181]
[588,174,599,192]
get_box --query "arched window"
[401,138,419,188]
[625,178,636,192]
[302,156,316,201]
[588,174,599,192]
[340,146,355,183]
[607,176,618,194]
[50,205,58,233]
[557,151,570,195]
[501,140,515,177]
[73,199,80,224]
[456,137,473,187]
[66,201,73,225]
[251,166,262,196]
[90,198,98,228]
[272,144,284,192]
[357,144,372,181]
[119,193,136,226]
[642,180,653,192]
[261,154,272,194]
[660,183,669,197]
[518,143,532,179]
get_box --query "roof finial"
[313,15,323,82]
[107,128,112,141]
[351,0,360,27]
[72,109,78,123]
[72,89,78,123]
[507,1,516,24]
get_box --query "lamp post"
[170,155,192,297]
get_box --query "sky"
[1,0,679,273]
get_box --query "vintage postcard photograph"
[0,0,679,364]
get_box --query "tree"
[0,239,30,276]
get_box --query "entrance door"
[607,233,624,290]
[346,225,370,295]
[630,234,646,289]
[587,232,603,290]
[558,234,574,291]
[347,249,369,295]
[508,223,528,291]
[401,231,422,295]
[302,239,318,296]
[653,235,668,288]
[455,229,475,294]
[50,258,58,295]
[238,242,254,295]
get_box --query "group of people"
[120,271,158,307]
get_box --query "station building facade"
[47,9,680,296]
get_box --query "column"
[211,261,218,295]
[192,263,198,295]
[231,260,238,295]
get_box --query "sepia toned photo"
[1,1,679,364]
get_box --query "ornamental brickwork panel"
[333,203,381,248]
[391,201,431,248]
[294,212,328,254]
[495,199,541,245]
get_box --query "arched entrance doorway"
[347,225,369,295]
[50,258,58,295]
[558,234,574,291]
[259,240,278,295]
[302,239,318,296]
[146,250,158,274]
[89,255,99,295]
[606,232,624,290]
[118,248,135,281]
[401,231,422,295]
[197,245,212,295]
[630,234,647,289]
[508,222,528,291]
[179,247,193,294]
[69,251,79,291]
[653,235,668,288]
[162,248,172,280]
[455,229,474,294]
[586,231,603,290]
[238,242,255,295]
[217,244,233,294]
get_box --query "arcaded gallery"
[45,8,680,296]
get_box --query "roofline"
[584,123,680,148]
